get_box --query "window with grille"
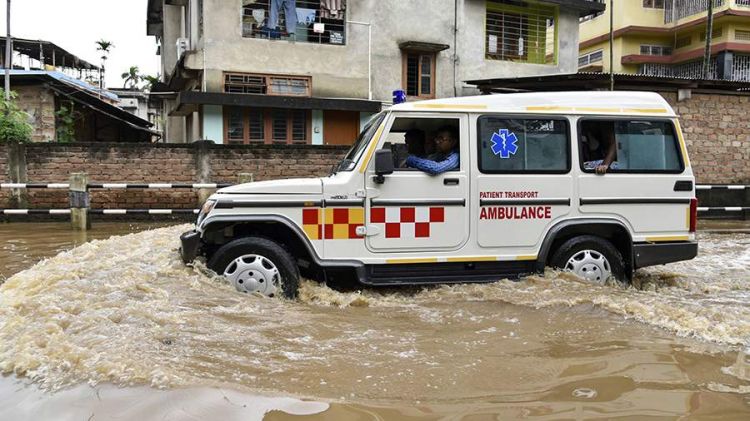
[640,45,673,56]
[485,0,556,64]
[700,26,722,41]
[675,36,691,49]
[642,0,664,8]
[241,0,347,45]
[224,107,310,144]
[403,53,435,98]
[578,49,603,68]
[224,72,311,97]
[736,30,750,41]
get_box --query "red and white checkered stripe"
[370,207,445,238]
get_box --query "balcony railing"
[665,0,724,23]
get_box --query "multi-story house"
[146,0,604,144]
[579,0,750,80]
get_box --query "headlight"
[197,199,217,224]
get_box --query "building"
[109,88,165,136]
[579,0,750,80]
[0,37,157,142]
[146,0,605,144]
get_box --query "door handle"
[444,178,459,186]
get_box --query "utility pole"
[609,0,614,91]
[703,0,714,80]
[4,0,10,100]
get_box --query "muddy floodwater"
[0,221,749,419]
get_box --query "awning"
[171,91,382,116]
[398,41,450,53]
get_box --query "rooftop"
[0,36,99,70]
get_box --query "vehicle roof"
[390,91,677,117]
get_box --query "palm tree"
[95,39,114,90]
[142,74,161,91]
[121,66,141,89]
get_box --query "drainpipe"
[609,0,614,91]
[4,0,11,100]
[703,0,714,80]
[453,0,458,97]
[347,20,372,100]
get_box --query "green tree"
[121,66,141,89]
[95,39,114,89]
[0,89,33,143]
[142,74,161,90]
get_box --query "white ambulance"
[180,92,698,298]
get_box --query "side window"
[579,119,683,173]
[478,117,569,173]
[380,117,461,172]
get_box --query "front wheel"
[549,235,627,285]
[207,237,300,299]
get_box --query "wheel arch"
[537,218,634,276]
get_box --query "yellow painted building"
[579,0,750,80]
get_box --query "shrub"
[0,89,33,143]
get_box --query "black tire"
[549,235,628,285]
[207,237,300,299]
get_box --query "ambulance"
[180,92,698,298]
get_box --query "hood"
[217,178,323,195]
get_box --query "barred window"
[485,0,556,64]
[700,26,722,41]
[735,30,750,41]
[675,36,691,49]
[578,49,603,68]
[403,53,435,98]
[224,72,311,97]
[640,45,673,56]
[643,0,664,8]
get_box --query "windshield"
[335,112,386,172]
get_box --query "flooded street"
[0,222,749,419]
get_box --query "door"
[474,115,573,250]
[364,113,470,252]
[576,117,692,236]
[323,110,360,145]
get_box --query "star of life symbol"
[490,129,519,159]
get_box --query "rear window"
[578,119,683,173]
[478,117,570,173]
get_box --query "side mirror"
[373,149,394,184]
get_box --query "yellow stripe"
[622,107,668,114]
[358,122,386,174]
[526,106,573,112]
[645,235,690,243]
[515,255,538,261]
[575,107,622,113]
[386,258,439,264]
[413,104,487,110]
[686,206,690,230]
[446,256,498,263]
[673,119,691,168]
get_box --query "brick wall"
[15,85,56,142]
[660,91,750,184]
[1,142,348,209]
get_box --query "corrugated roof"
[0,36,99,70]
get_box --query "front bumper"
[633,241,698,269]
[180,230,202,264]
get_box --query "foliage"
[142,74,161,90]
[121,66,141,89]
[0,89,33,144]
[55,101,80,143]
[95,39,114,60]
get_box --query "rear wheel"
[550,235,627,285]
[208,237,300,299]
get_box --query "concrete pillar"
[202,104,223,143]
[237,172,254,184]
[7,142,28,208]
[69,172,90,231]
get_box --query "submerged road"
[0,222,748,419]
